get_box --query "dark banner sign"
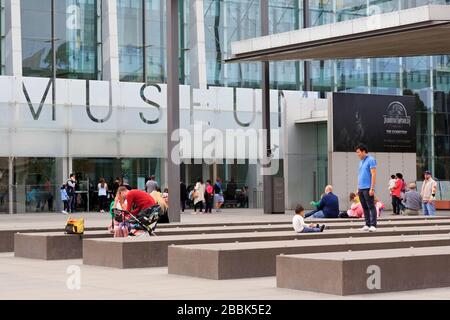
[333,92,416,153]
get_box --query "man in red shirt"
[116,187,156,215]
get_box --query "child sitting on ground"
[375,198,385,218]
[347,192,364,218]
[292,204,325,233]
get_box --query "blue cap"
[424,170,432,175]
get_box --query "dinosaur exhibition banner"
[332,92,416,153]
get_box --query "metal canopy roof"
[226,5,450,63]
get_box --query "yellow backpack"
[64,217,84,235]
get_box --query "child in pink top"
[347,193,364,218]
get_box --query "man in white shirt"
[421,170,438,216]
[292,204,325,233]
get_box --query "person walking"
[421,170,438,216]
[355,144,378,232]
[193,178,205,214]
[97,178,108,213]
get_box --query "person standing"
[355,144,378,232]
[388,174,396,212]
[180,181,188,213]
[60,184,69,214]
[193,178,205,214]
[66,173,77,214]
[421,170,438,216]
[97,178,108,213]
[205,180,214,214]
[391,173,403,215]
[146,175,158,194]
[214,178,224,212]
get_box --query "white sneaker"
[369,226,377,232]
[61,210,67,214]
[360,226,370,231]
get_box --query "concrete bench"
[155,219,450,236]
[14,218,450,260]
[3,215,445,252]
[0,227,106,253]
[83,225,450,269]
[276,246,450,295]
[168,234,450,279]
[14,231,113,260]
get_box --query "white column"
[4,0,22,76]
[189,0,207,89]
[102,0,120,81]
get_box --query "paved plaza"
[1,209,450,300]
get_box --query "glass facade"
[21,0,101,79]
[1,0,450,213]
[303,0,450,181]
[117,0,189,83]
[203,0,302,89]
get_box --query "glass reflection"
[21,0,99,79]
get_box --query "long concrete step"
[276,246,450,295]
[154,219,450,236]
[2,215,447,252]
[83,225,450,269]
[168,233,450,279]
[15,219,450,259]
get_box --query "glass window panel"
[21,0,52,77]
[117,0,144,82]
[14,157,57,213]
[54,0,99,79]
[204,0,260,87]
[146,0,166,83]
[21,0,99,79]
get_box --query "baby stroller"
[113,205,162,237]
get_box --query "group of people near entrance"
[292,143,439,234]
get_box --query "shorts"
[214,194,224,203]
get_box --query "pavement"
[1,208,450,300]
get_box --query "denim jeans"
[423,202,436,216]
[301,226,321,233]
[308,210,325,219]
[358,189,377,227]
